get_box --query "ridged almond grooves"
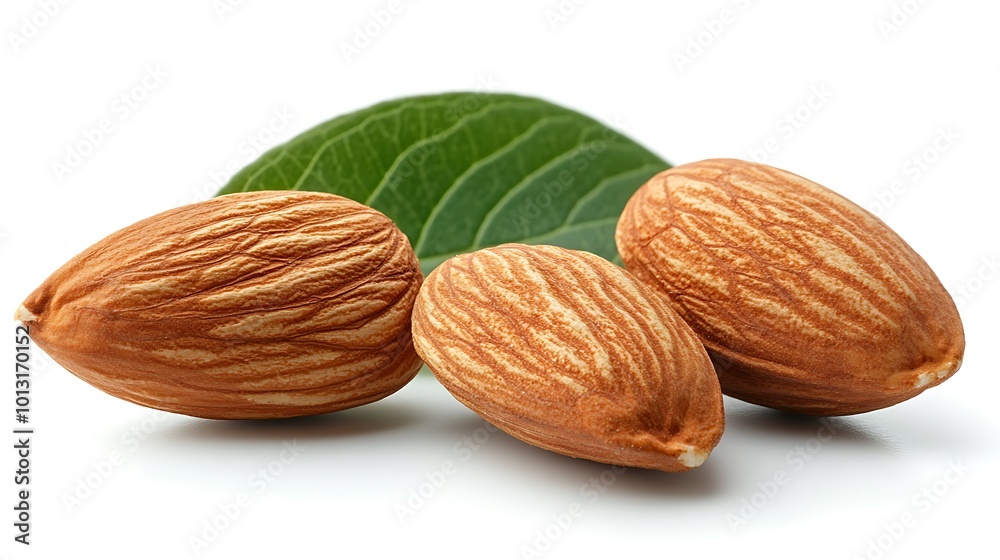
[411,244,725,472]
[616,158,965,415]
[15,191,424,419]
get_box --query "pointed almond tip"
[14,304,37,323]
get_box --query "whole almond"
[15,191,423,419]
[616,159,965,415]
[411,244,724,472]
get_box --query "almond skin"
[15,191,423,419]
[616,159,965,415]
[411,244,724,472]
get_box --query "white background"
[3,1,999,559]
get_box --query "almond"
[411,244,724,472]
[15,191,423,419]
[616,158,965,415]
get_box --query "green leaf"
[218,93,668,274]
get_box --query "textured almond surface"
[616,159,965,415]
[16,191,423,419]
[412,244,724,472]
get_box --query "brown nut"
[616,158,965,415]
[15,191,423,419]
[411,243,725,472]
